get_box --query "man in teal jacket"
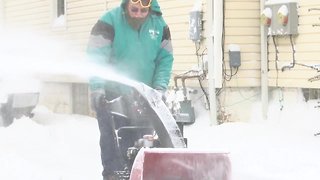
[87,0,173,179]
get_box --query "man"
[86,0,173,179]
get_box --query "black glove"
[90,89,106,111]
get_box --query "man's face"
[127,1,150,19]
[125,0,150,30]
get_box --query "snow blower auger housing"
[99,79,231,180]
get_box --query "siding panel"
[4,0,50,29]
[224,0,261,87]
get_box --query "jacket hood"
[121,0,162,15]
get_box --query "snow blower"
[99,79,231,180]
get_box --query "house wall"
[223,0,261,87]
[65,0,106,50]
[3,0,51,31]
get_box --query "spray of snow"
[0,28,141,93]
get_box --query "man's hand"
[155,88,167,102]
[90,89,106,111]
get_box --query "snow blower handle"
[90,89,107,111]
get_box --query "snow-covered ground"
[0,107,101,180]
[185,95,320,180]
[1,92,320,180]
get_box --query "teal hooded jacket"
[87,0,173,91]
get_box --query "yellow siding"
[4,0,51,30]
[159,0,204,84]
[65,0,106,50]
[224,0,261,87]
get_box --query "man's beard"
[126,14,147,30]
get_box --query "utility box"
[228,44,241,68]
[264,2,298,35]
[189,11,202,42]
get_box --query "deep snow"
[1,92,320,180]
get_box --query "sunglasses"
[131,0,152,8]
[130,7,149,14]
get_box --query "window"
[302,88,320,101]
[52,0,66,27]
[57,0,65,17]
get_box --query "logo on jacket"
[149,29,160,40]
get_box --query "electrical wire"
[197,77,210,108]
[295,63,318,70]
[216,0,229,115]
[267,35,270,72]
[172,35,210,110]
[272,35,280,87]
[195,42,201,69]
[281,35,296,71]
[201,47,208,75]
[194,42,208,75]
[269,35,320,82]
[225,67,239,81]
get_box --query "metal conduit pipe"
[260,0,269,120]
[174,74,205,100]
[206,0,223,125]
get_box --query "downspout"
[207,0,223,125]
[260,0,268,120]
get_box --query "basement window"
[52,0,66,28]
[302,88,320,101]
[57,0,65,17]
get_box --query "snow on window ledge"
[52,15,66,28]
